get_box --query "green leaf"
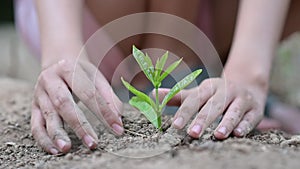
[129,96,160,128]
[132,45,154,82]
[158,58,182,82]
[155,51,168,78]
[161,69,202,108]
[121,77,155,108]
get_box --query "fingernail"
[173,117,184,128]
[83,135,96,149]
[191,124,202,135]
[218,126,227,135]
[50,148,59,155]
[235,128,244,136]
[112,123,124,135]
[57,139,67,150]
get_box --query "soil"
[1,78,300,169]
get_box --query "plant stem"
[155,87,162,131]
[155,87,159,112]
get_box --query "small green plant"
[121,46,202,131]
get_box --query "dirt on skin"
[1,78,300,169]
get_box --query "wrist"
[223,70,269,92]
[41,43,88,69]
[224,45,273,91]
[224,57,270,94]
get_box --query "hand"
[158,78,265,139]
[31,58,124,155]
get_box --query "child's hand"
[158,78,265,139]
[31,59,124,155]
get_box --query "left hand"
[158,77,265,139]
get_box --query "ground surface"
[1,78,300,169]
[1,25,300,169]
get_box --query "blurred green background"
[0,0,14,24]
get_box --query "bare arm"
[32,0,124,155]
[35,0,85,68]
[224,0,290,91]
[160,0,291,140]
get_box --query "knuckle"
[244,91,253,102]
[193,113,208,127]
[232,104,242,115]
[57,60,74,75]
[101,108,116,122]
[73,120,90,137]
[200,80,216,96]
[82,89,96,102]
[216,104,223,112]
[233,105,241,113]
[209,100,224,112]
[42,110,56,119]
[224,92,232,103]
[51,128,65,140]
[38,70,50,84]
[201,79,212,90]
[234,110,243,119]
[222,116,236,128]
[244,115,252,123]
[53,95,71,110]
[227,81,236,91]
[242,114,259,130]
[179,106,192,116]
[197,95,206,104]
[196,112,208,122]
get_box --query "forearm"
[224,0,290,90]
[35,0,85,69]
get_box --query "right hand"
[31,58,124,155]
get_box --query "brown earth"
[1,78,300,169]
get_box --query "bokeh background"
[0,0,40,84]
[1,0,300,107]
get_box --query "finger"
[187,89,234,138]
[37,89,71,153]
[31,103,59,155]
[56,60,123,135]
[256,118,282,131]
[153,88,189,106]
[156,79,216,107]
[90,64,125,129]
[233,110,263,137]
[214,97,250,139]
[41,74,98,149]
[172,86,214,129]
[83,62,123,116]
[79,63,124,134]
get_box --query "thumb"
[152,88,188,106]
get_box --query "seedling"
[121,46,202,131]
